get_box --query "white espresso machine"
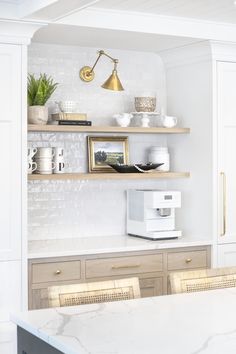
[127,189,182,240]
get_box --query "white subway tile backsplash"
[28,43,167,240]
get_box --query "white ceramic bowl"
[57,101,78,113]
[113,113,133,127]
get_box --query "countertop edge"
[28,237,213,259]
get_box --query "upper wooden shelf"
[28,172,190,181]
[28,125,190,134]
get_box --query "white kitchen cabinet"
[217,61,236,245]
[0,44,22,261]
[0,43,25,338]
[217,244,236,267]
[0,323,16,354]
[161,42,236,267]
[0,44,23,324]
[0,19,42,354]
[0,261,22,322]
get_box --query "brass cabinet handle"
[111,263,141,270]
[185,258,192,263]
[55,269,62,275]
[220,172,226,236]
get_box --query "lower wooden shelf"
[28,172,190,181]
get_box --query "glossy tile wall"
[28,43,167,240]
[28,43,166,123]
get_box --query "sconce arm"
[90,50,118,73]
[79,49,120,85]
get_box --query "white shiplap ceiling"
[93,0,236,24]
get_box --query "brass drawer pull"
[55,269,62,275]
[185,258,192,263]
[111,263,141,270]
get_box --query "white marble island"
[12,288,236,354]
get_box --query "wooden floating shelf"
[28,125,190,134]
[28,172,190,181]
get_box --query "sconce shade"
[101,70,124,91]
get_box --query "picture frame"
[87,136,129,173]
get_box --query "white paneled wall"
[28,43,167,240]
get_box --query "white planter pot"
[28,106,48,125]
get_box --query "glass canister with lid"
[148,146,170,171]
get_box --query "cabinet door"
[139,277,163,297]
[217,62,236,244]
[0,323,16,354]
[0,261,21,322]
[217,244,236,267]
[30,288,49,310]
[0,44,22,260]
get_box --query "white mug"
[35,147,55,159]
[53,160,65,174]
[161,116,177,128]
[53,147,64,159]
[28,147,37,158]
[28,160,37,174]
[35,158,55,174]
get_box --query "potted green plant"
[28,73,58,125]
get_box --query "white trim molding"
[58,7,236,43]
[210,40,236,62]
[159,41,212,69]
[0,19,47,44]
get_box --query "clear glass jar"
[148,146,170,171]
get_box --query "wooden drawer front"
[86,254,163,279]
[32,261,81,284]
[139,277,163,298]
[167,250,207,271]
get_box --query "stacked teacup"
[53,147,65,174]
[35,147,55,174]
[28,147,37,174]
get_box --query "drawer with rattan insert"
[32,260,81,284]
[167,250,208,271]
[85,254,163,279]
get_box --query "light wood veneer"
[28,125,190,134]
[28,246,211,310]
[28,172,190,181]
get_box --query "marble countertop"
[12,287,236,354]
[28,235,212,258]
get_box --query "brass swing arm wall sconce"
[79,50,124,91]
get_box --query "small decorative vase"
[28,106,48,125]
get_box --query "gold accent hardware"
[79,49,124,91]
[111,264,141,270]
[79,66,95,82]
[185,258,192,263]
[55,270,62,275]
[221,172,226,236]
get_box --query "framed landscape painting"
[88,136,129,172]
